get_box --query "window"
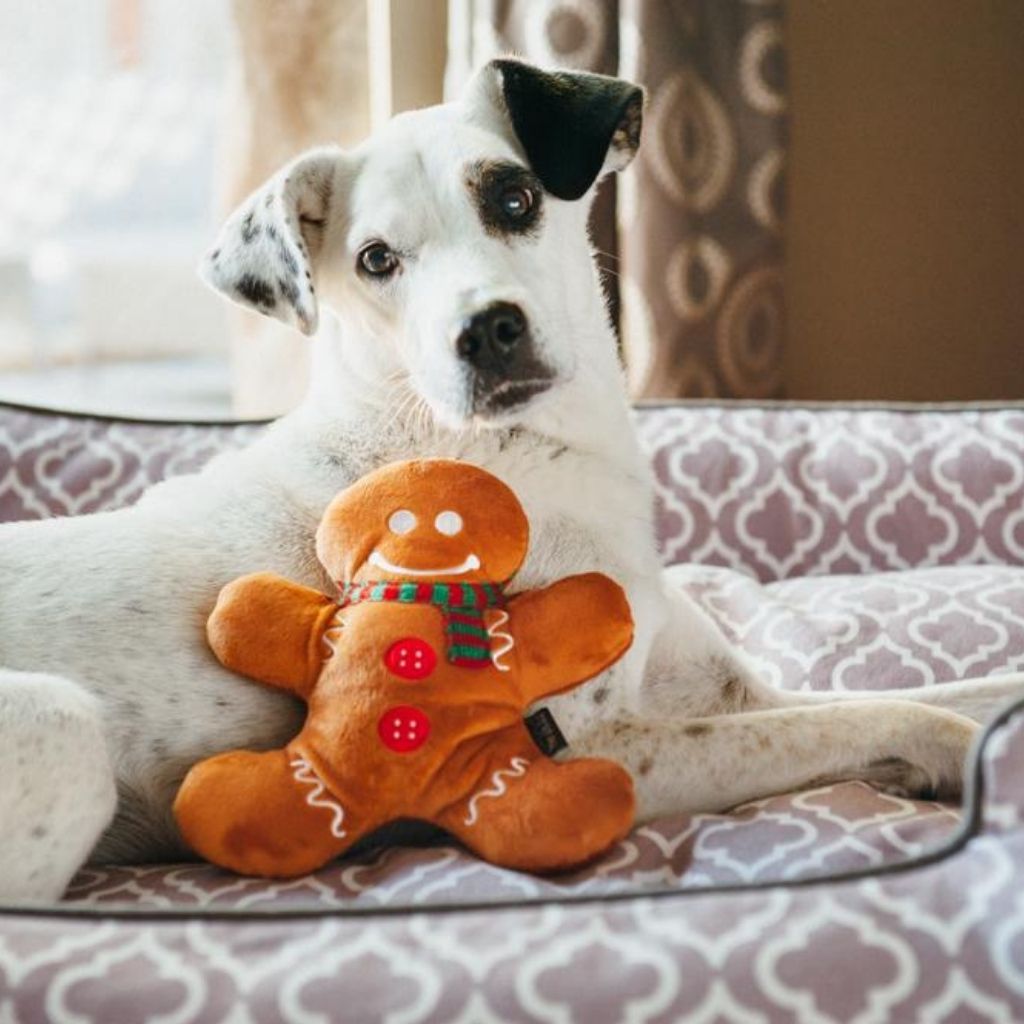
[0,0,234,417]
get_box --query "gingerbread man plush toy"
[174,459,636,877]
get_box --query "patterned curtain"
[447,0,787,400]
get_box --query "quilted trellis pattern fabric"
[61,781,961,909]
[680,564,1024,692]
[0,407,257,522]
[638,403,1024,579]
[4,402,1023,579]
[2,705,1024,1022]
[2,399,1024,1019]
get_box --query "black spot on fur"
[264,192,274,209]
[637,757,653,777]
[266,224,279,242]
[276,240,299,277]
[236,274,276,309]
[592,686,609,705]
[465,160,544,239]
[277,275,300,308]
[240,209,261,244]
[684,723,713,738]
[549,444,569,461]
[210,248,220,261]
[498,426,523,452]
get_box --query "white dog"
[0,60,1017,902]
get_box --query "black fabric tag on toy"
[526,707,568,757]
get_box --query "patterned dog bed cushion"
[0,401,1021,899]
[59,559,1021,909]
[3,400,1024,1019]
[7,701,1024,1023]
[4,401,1024,578]
[637,402,1024,579]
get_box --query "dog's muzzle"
[455,301,555,415]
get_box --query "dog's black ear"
[198,148,343,336]
[488,59,643,201]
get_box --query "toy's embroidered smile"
[368,551,481,576]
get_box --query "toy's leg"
[174,748,362,878]
[439,755,635,873]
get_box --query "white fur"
[0,62,1016,902]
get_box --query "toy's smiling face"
[317,460,529,585]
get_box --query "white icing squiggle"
[487,609,515,672]
[289,756,347,838]
[320,611,344,659]
[463,756,530,826]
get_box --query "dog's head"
[201,59,643,428]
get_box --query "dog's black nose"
[455,302,527,369]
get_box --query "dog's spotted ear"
[479,59,643,202]
[199,148,343,336]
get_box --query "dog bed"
[1,399,1022,1020]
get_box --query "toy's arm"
[505,573,634,706]
[207,571,339,698]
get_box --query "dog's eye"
[358,242,399,278]
[500,187,534,219]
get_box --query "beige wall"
[785,0,1024,401]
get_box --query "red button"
[378,706,431,753]
[384,637,436,680]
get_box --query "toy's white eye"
[434,510,463,536]
[388,509,417,535]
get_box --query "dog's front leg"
[573,700,978,822]
[0,671,116,902]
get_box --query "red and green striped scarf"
[338,580,505,668]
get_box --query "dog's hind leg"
[640,578,806,719]
[0,670,116,902]
[575,699,979,822]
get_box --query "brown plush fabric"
[175,459,635,877]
